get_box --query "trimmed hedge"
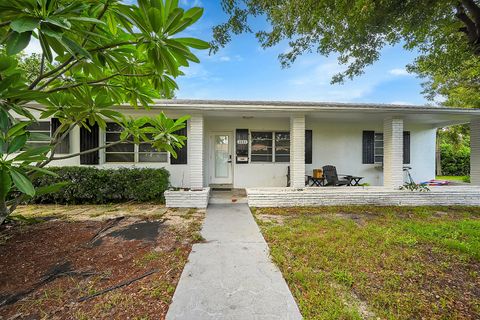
[440,143,470,176]
[32,167,170,204]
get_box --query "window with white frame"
[25,121,51,148]
[251,131,290,162]
[105,123,167,163]
[374,132,384,164]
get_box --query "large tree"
[213,0,480,108]
[0,0,209,224]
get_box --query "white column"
[471,120,480,185]
[383,117,404,188]
[189,114,204,189]
[290,114,305,188]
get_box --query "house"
[28,99,480,207]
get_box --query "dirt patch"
[0,204,204,320]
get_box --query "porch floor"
[247,186,480,207]
[209,189,247,204]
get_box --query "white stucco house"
[29,99,480,207]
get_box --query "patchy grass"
[254,206,480,320]
[0,204,205,320]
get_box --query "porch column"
[383,117,404,188]
[470,119,480,185]
[189,114,204,189]
[290,114,305,188]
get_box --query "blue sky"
[23,0,430,105]
[175,0,430,105]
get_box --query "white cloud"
[219,56,231,62]
[180,0,202,7]
[389,68,410,76]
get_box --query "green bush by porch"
[31,167,170,204]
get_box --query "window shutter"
[362,131,375,164]
[80,124,99,165]
[171,122,187,165]
[403,131,410,164]
[51,118,70,154]
[305,130,312,164]
[236,129,249,163]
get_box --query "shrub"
[31,167,170,204]
[440,143,470,176]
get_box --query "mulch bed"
[0,216,198,320]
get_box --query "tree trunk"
[0,201,10,225]
[436,132,443,176]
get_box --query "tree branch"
[51,139,128,161]
[462,0,480,29]
[456,3,479,44]
[44,73,154,93]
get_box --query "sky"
[25,0,431,105]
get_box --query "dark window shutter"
[171,122,187,165]
[51,118,70,154]
[236,129,249,163]
[403,131,410,164]
[362,131,375,164]
[305,130,312,164]
[80,124,99,165]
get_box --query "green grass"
[255,206,480,320]
[436,175,470,182]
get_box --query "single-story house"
[27,99,480,207]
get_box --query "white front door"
[210,132,233,184]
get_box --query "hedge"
[440,143,470,176]
[31,167,170,204]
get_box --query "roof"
[147,99,480,115]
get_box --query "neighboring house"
[27,99,480,191]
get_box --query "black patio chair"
[322,165,353,186]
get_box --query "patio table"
[344,175,364,186]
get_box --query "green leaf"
[10,17,40,33]
[45,17,71,30]
[10,169,35,197]
[7,134,28,153]
[183,7,203,25]
[39,32,53,62]
[176,37,210,49]
[13,146,50,161]
[0,56,17,73]
[59,35,92,59]
[0,109,9,132]
[0,168,12,201]
[69,17,106,24]
[7,122,29,138]
[5,31,32,55]
[148,7,162,33]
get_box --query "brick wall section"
[290,115,305,188]
[383,118,404,188]
[189,114,204,189]
[471,120,480,185]
[246,187,480,207]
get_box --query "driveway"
[166,203,302,320]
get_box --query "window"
[105,123,167,163]
[250,131,290,162]
[251,132,273,162]
[374,133,384,164]
[25,121,51,149]
[275,132,290,162]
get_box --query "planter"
[165,187,210,208]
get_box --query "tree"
[213,0,480,106]
[0,0,209,224]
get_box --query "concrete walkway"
[166,204,302,320]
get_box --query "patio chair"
[322,165,352,186]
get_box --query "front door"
[210,132,233,185]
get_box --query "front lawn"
[436,175,470,183]
[0,204,204,320]
[254,206,480,320]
